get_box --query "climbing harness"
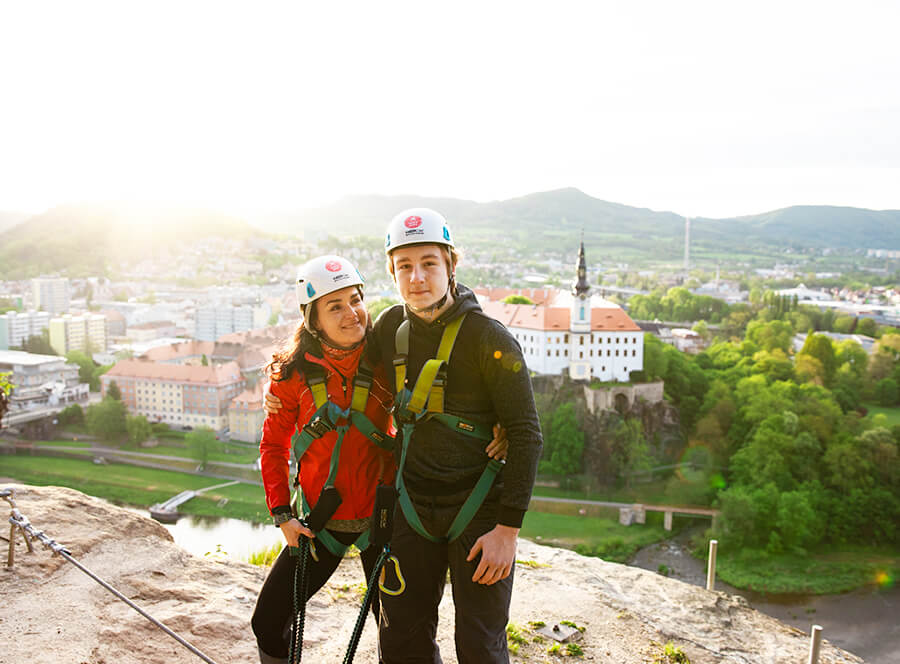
[285,359,395,663]
[2,488,222,664]
[392,312,504,544]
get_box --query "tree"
[107,380,122,400]
[797,333,837,387]
[85,398,127,442]
[502,294,534,305]
[641,333,669,381]
[126,414,152,446]
[876,378,899,406]
[58,403,84,426]
[0,371,12,427]
[857,317,877,338]
[22,329,55,355]
[187,428,218,468]
[201,354,209,366]
[539,402,584,476]
[610,417,653,487]
[746,319,794,353]
[366,296,399,321]
[67,350,102,391]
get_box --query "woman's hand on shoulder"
[485,423,509,460]
[263,381,283,415]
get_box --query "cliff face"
[0,485,862,664]
[532,375,684,484]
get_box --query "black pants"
[252,530,382,659]
[378,498,514,664]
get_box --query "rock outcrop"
[0,485,862,663]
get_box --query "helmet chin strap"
[406,276,454,317]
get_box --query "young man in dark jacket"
[374,208,543,663]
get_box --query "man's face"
[390,244,451,311]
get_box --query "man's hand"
[264,383,283,415]
[467,524,518,585]
[485,423,509,460]
[279,518,314,548]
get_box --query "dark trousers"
[251,530,382,659]
[378,499,514,664]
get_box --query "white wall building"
[478,243,644,382]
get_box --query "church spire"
[573,233,590,298]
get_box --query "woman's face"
[313,286,368,347]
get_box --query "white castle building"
[477,242,643,382]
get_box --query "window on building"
[579,351,583,358]
[615,350,619,356]
[564,350,568,357]
[564,334,569,343]
[590,350,593,356]
[579,336,584,345]
[632,350,636,356]
[555,349,559,356]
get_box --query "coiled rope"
[3,488,222,664]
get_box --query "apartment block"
[48,313,108,356]
[101,359,245,431]
[0,350,89,412]
[0,310,51,350]
[228,382,264,443]
[195,304,271,341]
[32,278,70,315]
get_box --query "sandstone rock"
[0,485,864,664]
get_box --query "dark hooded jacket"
[371,284,543,528]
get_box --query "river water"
[135,510,897,663]
[629,528,899,664]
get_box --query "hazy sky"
[2,1,898,218]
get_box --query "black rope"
[288,538,311,664]
[342,547,390,664]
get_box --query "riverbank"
[630,527,900,664]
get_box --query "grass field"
[862,403,900,427]
[520,510,673,563]
[1,455,270,523]
[714,546,900,594]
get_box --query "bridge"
[530,495,719,531]
[149,480,242,522]
[1,405,71,439]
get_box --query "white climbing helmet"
[295,255,365,311]
[384,207,455,255]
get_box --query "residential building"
[0,310,51,350]
[101,360,245,431]
[48,313,108,356]
[32,278,70,315]
[0,350,89,412]
[229,382,265,443]
[194,303,271,341]
[476,242,644,382]
[127,320,178,342]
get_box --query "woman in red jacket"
[251,254,396,664]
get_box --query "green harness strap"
[289,360,389,557]
[393,313,504,544]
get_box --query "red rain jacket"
[259,343,396,523]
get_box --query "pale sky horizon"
[1,1,899,220]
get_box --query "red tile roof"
[472,287,558,305]
[105,359,243,385]
[479,301,640,332]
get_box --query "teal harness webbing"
[289,361,391,556]
[392,313,503,544]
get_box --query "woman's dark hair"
[266,321,315,381]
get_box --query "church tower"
[569,236,592,380]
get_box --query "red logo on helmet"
[404,215,422,229]
[325,260,342,272]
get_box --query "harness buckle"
[303,415,333,438]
